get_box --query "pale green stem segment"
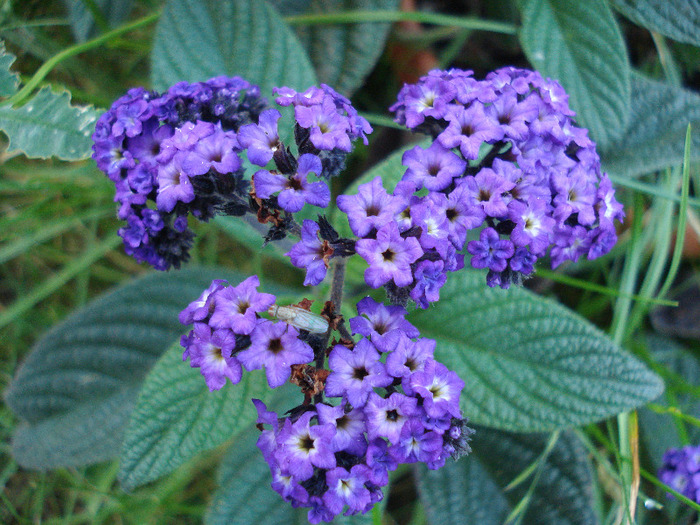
[5,11,161,107]
[283,10,518,35]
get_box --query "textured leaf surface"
[409,270,664,431]
[0,87,100,160]
[275,0,400,96]
[119,343,271,490]
[518,0,630,148]
[5,268,243,469]
[0,41,19,97]
[612,0,700,47]
[206,427,376,525]
[601,74,700,178]
[62,0,134,42]
[417,428,597,524]
[151,0,317,95]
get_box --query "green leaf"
[213,215,296,268]
[118,344,271,491]
[61,0,135,42]
[274,0,400,96]
[408,270,664,432]
[518,0,630,148]
[0,41,19,97]
[612,0,700,47]
[206,426,376,525]
[0,86,100,160]
[150,0,317,95]
[601,74,700,178]
[5,268,243,469]
[416,428,597,524]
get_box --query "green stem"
[5,11,161,107]
[284,10,518,35]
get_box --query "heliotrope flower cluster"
[389,66,625,289]
[659,444,700,503]
[93,77,371,270]
[180,287,472,522]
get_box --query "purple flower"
[355,222,423,288]
[237,320,314,388]
[295,97,352,151]
[401,142,466,192]
[391,75,456,128]
[462,166,515,218]
[508,198,554,255]
[181,323,242,391]
[438,103,502,160]
[467,227,514,272]
[349,296,419,352]
[325,339,392,407]
[365,438,398,486]
[337,176,403,238]
[385,333,435,381]
[285,220,331,286]
[237,108,281,166]
[323,465,372,516]
[179,279,228,324]
[444,182,486,248]
[156,153,195,212]
[659,445,700,503]
[409,359,464,419]
[275,411,336,481]
[180,126,240,176]
[254,153,329,212]
[316,402,367,455]
[389,418,443,464]
[208,275,275,334]
[552,165,597,226]
[410,259,447,309]
[364,392,418,444]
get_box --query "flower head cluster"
[92,77,265,269]
[659,444,700,503]
[390,67,624,288]
[250,297,472,523]
[179,276,314,391]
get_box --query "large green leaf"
[601,74,700,178]
[518,0,630,149]
[417,428,597,524]
[5,268,242,469]
[0,41,19,97]
[206,426,377,525]
[408,270,664,432]
[150,0,317,95]
[274,0,400,97]
[61,0,134,42]
[612,0,700,47]
[0,87,100,160]
[118,344,271,490]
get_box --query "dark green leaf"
[601,74,700,178]
[0,41,19,97]
[612,0,700,47]
[150,0,317,95]
[408,270,664,431]
[0,87,100,160]
[118,344,271,490]
[518,0,630,148]
[5,268,244,469]
[206,426,377,524]
[417,428,598,524]
[275,0,400,96]
[61,0,134,42]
